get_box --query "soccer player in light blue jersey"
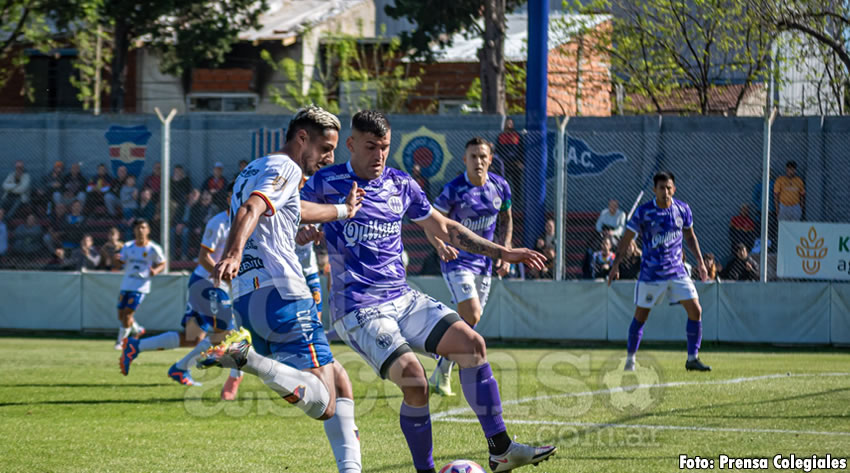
[198,106,365,473]
[301,111,555,473]
[608,171,712,372]
[424,137,512,397]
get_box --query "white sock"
[438,357,454,378]
[687,354,697,362]
[244,349,330,419]
[230,369,243,378]
[323,397,362,473]
[138,331,180,352]
[117,326,130,342]
[176,338,211,370]
[132,321,143,332]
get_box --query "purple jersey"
[301,162,432,322]
[433,172,511,275]
[626,198,693,282]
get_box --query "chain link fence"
[0,115,847,282]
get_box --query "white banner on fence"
[778,221,850,280]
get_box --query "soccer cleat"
[167,363,201,386]
[221,375,243,401]
[428,367,456,397]
[685,358,712,372]
[624,358,636,371]
[489,441,557,472]
[119,337,140,376]
[114,341,124,351]
[196,328,252,370]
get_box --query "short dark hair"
[786,160,797,169]
[285,105,341,142]
[653,171,675,187]
[351,110,391,137]
[465,136,493,153]
[174,164,184,170]
[133,218,150,228]
[735,242,747,251]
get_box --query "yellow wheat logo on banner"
[796,226,828,275]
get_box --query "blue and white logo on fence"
[105,125,151,177]
[252,127,286,159]
[567,137,626,177]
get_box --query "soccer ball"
[438,459,487,473]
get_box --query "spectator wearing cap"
[774,160,805,221]
[1,160,31,218]
[205,162,229,209]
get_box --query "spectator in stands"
[0,208,7,265]
[43,202,67,253]
[592,236,615,280]
[86,163,115,214]
[720,243,759,281]
[99,227,123,270]
[729,203,757,252]
[410,163,432,202]
[143,162,162,201]
[171,165,192,208]
[235,159,249,180]
[596,199,626,240]
[583,227,612,279]
[204,162,228,209]
[102,165,127,216]
[528,237,556,279]
[36,161,65,211]
[60,162,88,207]
[12,214,44,256]
[174,188,200,260]
[71,234,101,270]
[134,188,158,232]
[541,217,556,249]
[774,160,805,221]
[700,253,720,281]
[617,239,642,280]
[1,160,32,218]
[44,247,75,271]
[63,200,86,248]
[496,118,523,197]
[120,175,139,220]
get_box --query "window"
[187,93,258,113]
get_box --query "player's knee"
[469,332,486,363]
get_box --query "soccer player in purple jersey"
[423,137,512,397]
[608,171,712,372]
[301,111,556,473]
[198,106,365,473]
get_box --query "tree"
[97,0,268,112]
[565,0,773,115]
[466,61,526,113]
[385,0,525,115]
[262,31,422,114]
[0,1,59,95]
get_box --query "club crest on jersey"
[675,216,683,228]
[387,196,403,214]
[376,332,393,349]
[238,255,265,275]
[272,175,287,191]
[461,283,472,294]
[492,196,502,210]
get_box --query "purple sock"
[399,403,434,471]
[686,319,702,357]
[627,318,645,355]
[459,363,506,438]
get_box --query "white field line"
[432,372,850,422]
[437,416,850,437]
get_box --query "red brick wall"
[191,68,254,92]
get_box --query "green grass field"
[1,336,849,472]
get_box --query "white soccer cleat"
[489,441,557,472]
[428,367,455,397]
[624,359,636,371]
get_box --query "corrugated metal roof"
[434,13,608,63]
[239,0,370,42]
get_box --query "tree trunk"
[480,0,506,115]
[110,20,130,113]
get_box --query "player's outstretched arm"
[494,208,513,276]
[683,227,708,282]
[150,262,166,277]
[608,229,636,286]
[214,195,265,286]
[301,183,365,224]
[416,212,547,271]
[422,210,457,262]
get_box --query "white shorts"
[634,278,698,308]
[332,290,461,378]
[443,270,491,307]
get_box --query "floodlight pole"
[155,107,177,273]
[759,44,776,283]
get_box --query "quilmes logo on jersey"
[567,137,626,177]
[394,126,451,181]
[651,230,681,248]
[462,214,498,232]
[796,226,827,275]
[105,125,152,178]
[342,220,402,247]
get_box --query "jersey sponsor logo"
[461,214,498,232]
[238,255,265,275]
[325,173,351,182]
[354,307,381,327]
[651,230,681,249]
[342,220,402,247]
[492,196,502,210]
[245,239,258,250]
[387,195,403,214]
[239,168,260,178]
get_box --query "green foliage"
[562,0,773,115]
[466,61,526,114]
[68,0,112,111]
[263,32,422,114]
[0,1,59,94]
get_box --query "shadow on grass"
[0,382,170,388]
[0,396,203,407]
